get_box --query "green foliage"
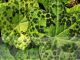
[0,0,80,60]
[15,48,40,60]
[0,44,15,60]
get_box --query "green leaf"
[0,44,15,60]
[15,48,40,60]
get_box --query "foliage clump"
[0,0,80,60]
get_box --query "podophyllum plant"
[0,0,80,60]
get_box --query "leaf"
[66,4,80,13]
[15,48,40,60]
[0,44,15,60]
